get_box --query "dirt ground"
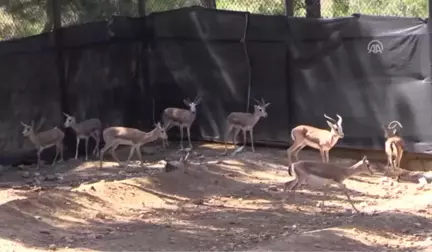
[0,141,430,252]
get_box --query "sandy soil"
[0,141,430,252]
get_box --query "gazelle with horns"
[162,95,202,150]
[223,97,270,154]
[287,114,344,165]
[99,122,168,168]
[382,120,404,171]
[20,120,64,169]
[63,112,102,160]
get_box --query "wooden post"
[138,0,146,16]
[285,0,293,16]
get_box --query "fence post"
[51,0,68,116]
[285,0,293,16]
[138,0,146,16]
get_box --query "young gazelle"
[285,156,373,213]
[162,95,202,150]
[99,122,168,168]
[223,98,270,154]
[382,120,404,171]
[21,121,64,169]
[63,113,102,160]
[287,114,344,165]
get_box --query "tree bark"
[200,0,216,8]
[305,0,321,18]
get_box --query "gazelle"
[223,98,270,154]
[162,95,202,150]
[99,122,168,168]
[382,120,404,171]
[21,120,64,169]
[285,156,373,213]
[63,113,102,160]
[287,114,344,165]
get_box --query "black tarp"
[0,7,431,166]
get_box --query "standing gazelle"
[382,120,404,171]
[287,114,344,165]
[162,95,202,150]
[99,122,168,168]
[223,98,270,154]
[63,113,102,161]
[21,121,64,169]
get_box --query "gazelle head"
[252,97,271,118]
[20,121,35,137]
[183,95,202,114]
[356,155,373,175]
[155,122,168,140]
[63,112,76,128]
[324,114,344,138]
[387,120,403,136]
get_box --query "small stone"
[48,244,56,250]
[36,175,46,181]
[414,222,422,227]
[268,186,278,191]
[192,199,204,205]
[64,237,74,243]
[34,172,41,177]
[40,230,51,234]
[87,233,97,239]
[95,212,106,219]
[21,171,31,178]
[45,175,57,181]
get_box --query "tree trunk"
[43,0,54,32]
[332,0,349,17]
[305,0,320,18]
[200,0,216,8]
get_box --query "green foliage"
[0,0,428,41]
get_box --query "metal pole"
[429,0,432,85]
[285,0,293,16]
[138,0,146,17]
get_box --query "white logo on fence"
[367,40,383,54]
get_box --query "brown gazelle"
[223,98,270,154]
[285,156,373,213]
[63,113,102,160]
[162,95,202,150]
[382,120,404,171]
[21,120,64,169]
[99,122,168,168]
[287,114,344,165]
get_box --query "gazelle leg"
[292,144,306,162]
[187,126,192,149]
[179,126,184,150]
[52,145,59,166]
[110,143,121,163]
[84,137,89,161]
[319,148,325,163]
[249,130,255,152]
[99,141,115,168]
[223,124,234,154]
[232,128,240,147]
[126,146,135,162]
[75,137,80,159]
[338,183,359,213]
[396,151,403,170]
[36,148,43,169]
[325,150,330,163]
[320,184,330,210]
[135,145,144,166]
[242,129,247,148]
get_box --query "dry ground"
[0,141,430,252]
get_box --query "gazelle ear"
[362,155,367,161]
[183,100,190,107]
[20,121,27,127]
[265,102,271,107]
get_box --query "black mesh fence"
[0,0,428,41]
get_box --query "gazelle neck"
[344,161,364,177]
[141,127,160,143]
